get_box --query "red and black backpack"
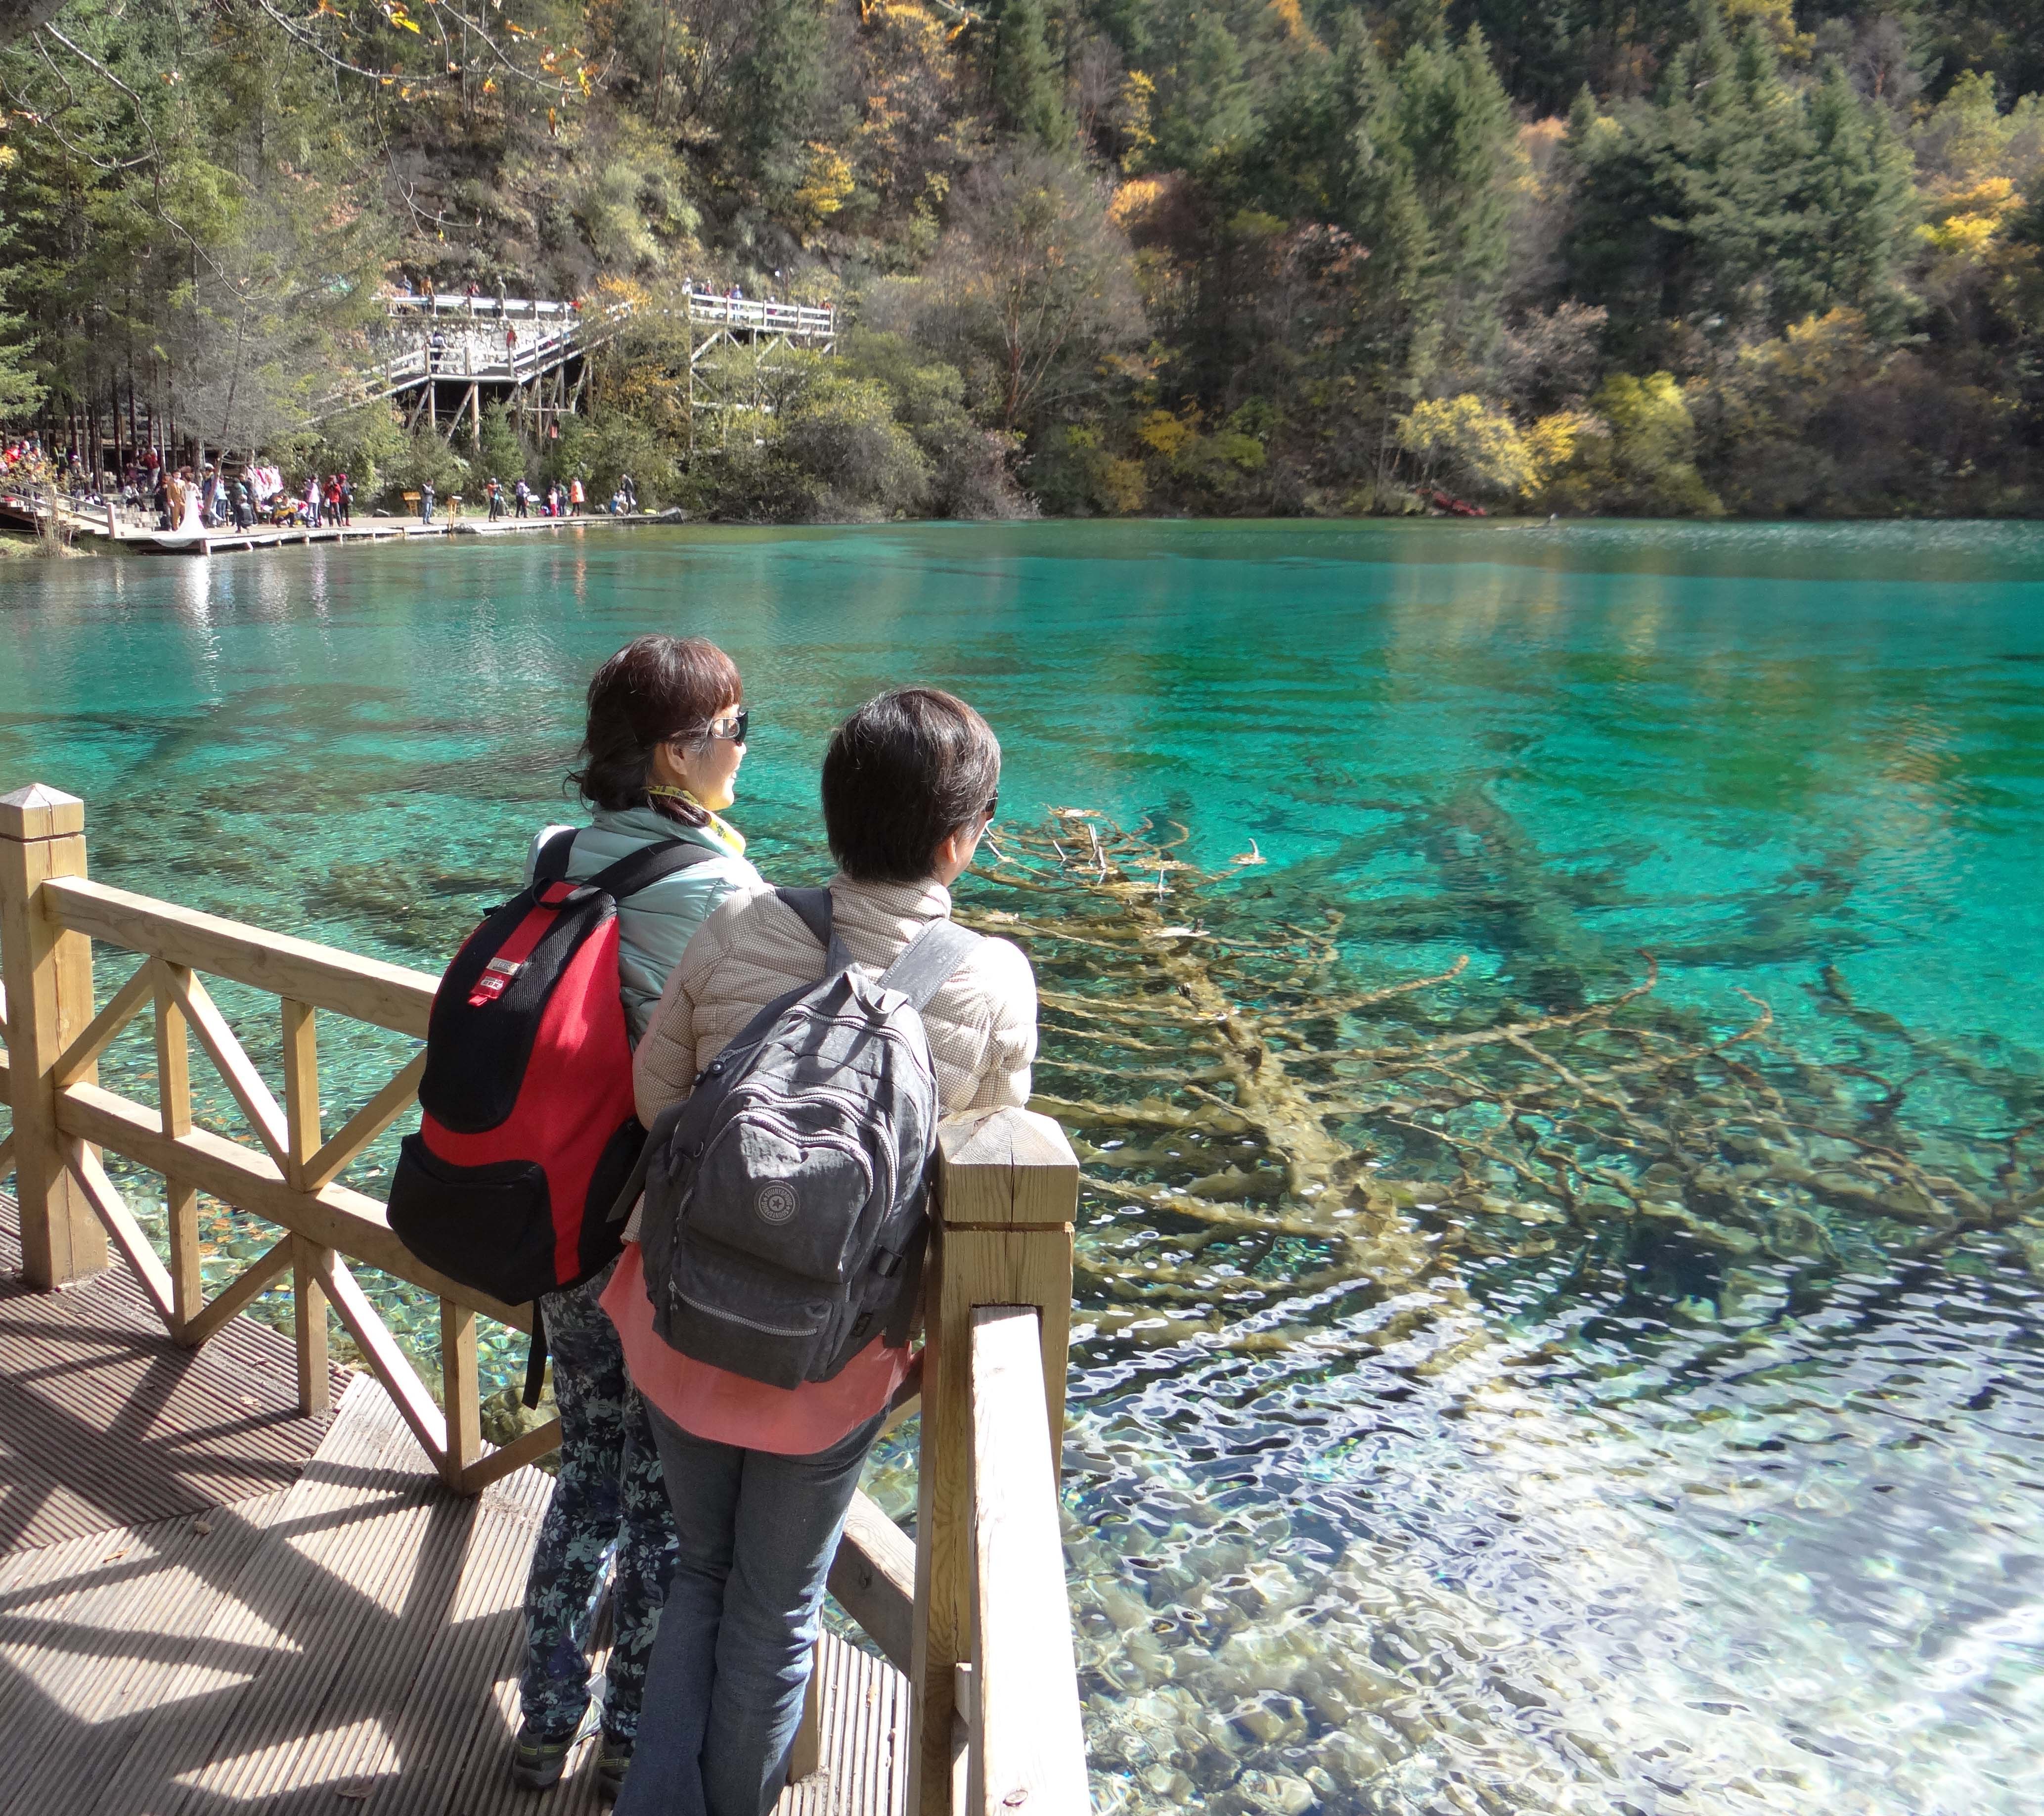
[388,829,715,1399]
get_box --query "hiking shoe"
[595,1739,631,1804]
[510,1722,576,1791]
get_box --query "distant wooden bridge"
[321,293,841,447]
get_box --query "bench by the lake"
[0,783,1088,1816]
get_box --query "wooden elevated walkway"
[0,783,1087,1816]
[0,1192,904,1816]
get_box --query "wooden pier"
[0,785,1089,1816]
[49,505,687,556]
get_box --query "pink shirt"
[602,1243,913,1455]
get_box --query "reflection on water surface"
[2,520,2039,1814]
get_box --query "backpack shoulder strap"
[775,885,851,978]
[584,836,721,903]
[533,826,580,884]
[879,918,984,1012]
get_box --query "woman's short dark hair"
[822,689,1001,884]
[570,634,742,827]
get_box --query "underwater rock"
[1228,1690,1308,1747]
[1225,1768,1318,1816]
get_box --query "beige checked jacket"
[631,874,1038,1133]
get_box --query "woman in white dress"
[163,468,208,545]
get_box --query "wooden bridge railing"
[680,292,840,338]
[0,780,1089,1812]
[0,783,553,1492]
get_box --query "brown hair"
[821,688,1000,883]
[570,634,743,828]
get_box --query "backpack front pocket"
[387,1134,556,1305]
[660,1236,834,1389]
[686,1108,875,1284]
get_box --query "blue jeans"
[614,1405,885,1816]
[518,1265,677,1747]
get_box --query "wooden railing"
[0,782,553,1492]
[0,780,1089,1811]
[356,302,633,400]
[680,292,840,338]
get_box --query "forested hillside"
[3,0,2043,518]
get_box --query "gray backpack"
[630,887,982,1389]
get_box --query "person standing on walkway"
[488,476,503,520]
[571,476,584,514]
[512,635,762,1804]
[609,689,1037,1816]
[337,472,353,525]
[420,480,435,525]
[515,476,530,518]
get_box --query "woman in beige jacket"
[605,688,1036,1816]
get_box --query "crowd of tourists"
[386,637,1033,1812]
[472,472,635,521]
[130,462,353,532]
[3,439,646,537]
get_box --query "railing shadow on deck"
[0,782,1090,1815]
[0,1372,552,1816]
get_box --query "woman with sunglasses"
[513,634,761,1803]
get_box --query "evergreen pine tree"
[1790,58,1917,335]
[991,0,1072,153]
[1341,32,1439,379]
[1394,28,1517,363]
[730,0,828,204]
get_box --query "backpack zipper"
[672,1288,822,1339]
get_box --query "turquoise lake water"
[1,520,2040,1815]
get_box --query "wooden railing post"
[292,1233,331,1416]
[441,1299,483,1484]
[909,1108,1078,1816]
[280,998,319,1188]
[0,783,108,1285]
[155,960,203,1335]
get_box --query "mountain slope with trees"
[3,0,2042,518]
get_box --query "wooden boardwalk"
[56,507,688,556]
[0,1196,906,1816]
[0,1196,348,1551]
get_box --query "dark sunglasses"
[686,708,748,744]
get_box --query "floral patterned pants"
[518,1262,678,1748]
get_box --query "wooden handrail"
[681,294,837,336]
[0,784,549,1494]
[42,875,437,1035]
[970,1307,1088,1816]
[908,1107,1086,1816]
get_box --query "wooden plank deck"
[0,1194,349,1551]
[0,1196,908,1815]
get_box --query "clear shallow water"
[2,521,2040,1814]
